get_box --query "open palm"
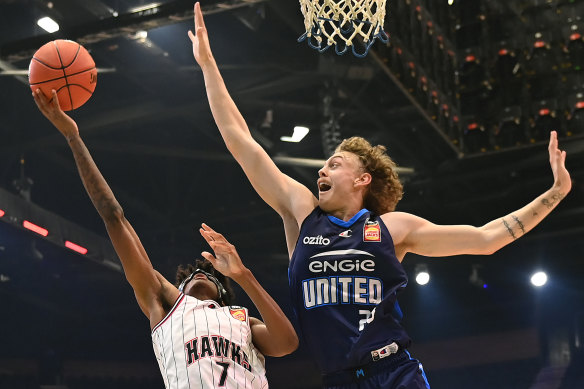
[548,131,571,194]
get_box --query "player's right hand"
[188,2,214,68]
[32,89,79,140]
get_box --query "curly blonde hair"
[335,137,403,214]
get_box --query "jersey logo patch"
[230,308,247,321]
[339,229,352,238]
[363,220,381,242]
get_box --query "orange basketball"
[29,40,97,111]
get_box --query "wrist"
[199,56,217,72]
[541,187,566,210]
[230,267,252,284]
[66,132,81,143]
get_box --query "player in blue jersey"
[189,2,572,387]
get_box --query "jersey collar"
[327,208,369,228]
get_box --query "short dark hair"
[175,260,235,306]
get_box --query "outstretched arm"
[188,2,316,237]
[199,224,298,357]
[32,90,176,325]
[387,131,572,258]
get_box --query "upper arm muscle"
[104,216,165,317]
[232,137,317,225]
[384,212,490,258]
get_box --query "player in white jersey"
[153,258,269,388]
[32,89,299,389]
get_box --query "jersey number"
[216,361,230,387]
[358,308,376,331]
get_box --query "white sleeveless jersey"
[151,294,268,389]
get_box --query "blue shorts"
[322,350,431,389]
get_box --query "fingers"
[32,89,44,108]
[188,29,195,43]
[201,223,215,233]
[32,89,60,111]
[201,251,216,263]
[51,89,62,110]
[194,2,205,30]
[548,130,557,152]
[33,89,53,116]
[200,223,228,243]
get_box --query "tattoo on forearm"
[541,192,565,209]
[531,208,539,217]
[511,214,525,235]
[69,138,120,216]
[502,218,517,240]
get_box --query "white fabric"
[152,294,268,389]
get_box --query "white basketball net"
[298,0,388,57]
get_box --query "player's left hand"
[548,131,571,195]
[199,223,246,279]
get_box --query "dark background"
[0,0,583,388]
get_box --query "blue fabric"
[324,351,431,388]
[289,207,411,374]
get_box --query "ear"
[354,172,372,188]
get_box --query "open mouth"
[318,182,332,192]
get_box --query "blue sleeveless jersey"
[289,207,411,374]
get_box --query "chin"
[188,282,218,301]
[318,198,334,213]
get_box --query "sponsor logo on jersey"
[363,220,381,242]
[339,229,352,238]
[302,276,383,309]
[303,235,330,245]
[230,308,247,321]
[309,259,375,273]
[371,342,399,361]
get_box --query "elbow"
[100,202,125,224]
[476,226,505,255]
[224,131,257,156]
[481,246,498,256]
[285,335,300,355]
[475,240,501,256]
[272,336,299,357]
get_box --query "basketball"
[29,39,97,111]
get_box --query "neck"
[326,206,364,222]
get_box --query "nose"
[318,166,327,177]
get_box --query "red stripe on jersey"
[151,294,185,334]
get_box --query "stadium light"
[37,17,60,33]
[530,271,548,287]
[23,220,48,237]
[281,126,310,142]
[65,240,88,255]
[415,264,430,285]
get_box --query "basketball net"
[298,0,388,57]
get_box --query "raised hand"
[32,89,79,140]
[188,2,214,68]
[199,223,246,280]
[548,131,571,195]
